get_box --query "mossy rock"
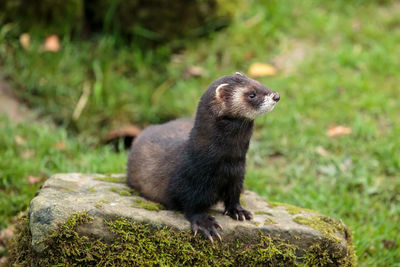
[10,173,356,266]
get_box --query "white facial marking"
[232,87,244,105]
[259,94,277,114]
[243,93,277,120]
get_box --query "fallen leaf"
[315,146,329,157]
[248,62,277,77]
[14,135,26,145]
[27,176,41,185]
[52,141,66,150]
[105,124,142,150]
[326,125,352,137]
[105,124,141,142]
[0,226,14,245]
[21,150,35,158]
[19,33,30,50]
[383,239,396,249]
[184,66,206,79]
[43,35,60,52]
[0,256,8,267]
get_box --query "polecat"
[127,72,280,241]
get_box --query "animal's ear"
[234,72,246,77]
[215,83,229,101]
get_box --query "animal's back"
[127,118,193,205]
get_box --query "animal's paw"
[190,214,223,243]
[224,204,253,221]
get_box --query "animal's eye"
[248,92,256,99]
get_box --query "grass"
[1,0,400,265]
[0,116,126,231]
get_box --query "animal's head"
[212,72,280,120]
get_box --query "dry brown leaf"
[248,62,277,77]
[383,239,396,249]
[0,256,8,267]
[0,226,15,245]
[27,175,41,185]
[52,141,66,150]
[315,146,329,157]
[105,124,142,150]
[326,125,352,137]
[14,135,26,145]
[21,150,35,159]
[43,35,60,52]
[19,33,30,50]
[105,124,142,143]
[184,66,206,79]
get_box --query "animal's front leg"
[223,181,253,221]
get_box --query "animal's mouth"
[259,94,278,114]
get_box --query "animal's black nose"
[273,93,280,102]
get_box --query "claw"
[223,210,228,215]
[235,214,239,220]
[216,233,222,242]
[192,223,199,234]
[215,223,223,230]
[240,214,246,221]
[190,214,222,242]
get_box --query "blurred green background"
[0,0,399,265]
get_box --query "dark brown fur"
[127,118,193,204]
[127,73,279,240]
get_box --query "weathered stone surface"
[27,173,355,265]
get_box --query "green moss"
[341,228,357,267]
[293,215,345,243]
[119,190,132,196]
[131,198,165,211]
[95,176,123,183]
[240,199,247,207]
[254,211,274,216]
[9,212,356,266]
[268,201,316,215]
[109,187,132,196]
[302,243,334,266]
[250,221,260,226]
[88,187,96,193]
[294,216,356,266]
[109,187,119,193]
[264,218,277,225]
[98,199,109,204]
[130,189,140,196]
[60,186,78,193]
[302,237,356,267]
[8,216,33,265]
[95,204,103,209]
